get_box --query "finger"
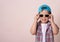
[35,13,38,16]
[49,14,53,18]
[50,14,54,17]
[51,14,54,18]
[49,14,54,19]
[36,14,40,17]
[37,18,41,22]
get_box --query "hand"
[49,14,54,23]
[34,14,40,22]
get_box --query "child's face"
[39,10,50,23]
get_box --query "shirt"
[35,21,54,42]
[41,23,48,42]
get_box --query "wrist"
[50,20,54,23]
[50,21,55,25]
[34,20,37,23]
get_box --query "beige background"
[0,0,60,42]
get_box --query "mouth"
[42,19,46,21]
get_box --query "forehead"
[40,10,49,14]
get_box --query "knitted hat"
[38,4,51,13]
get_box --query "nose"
[43,16,46,18]
[42,16,46,20]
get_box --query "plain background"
[0,0,60,42]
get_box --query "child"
[30,4,59,42]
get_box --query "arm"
[49,14,59,35]
[30,20,37,35]
[51,21,59,35]
[30,14,40,35]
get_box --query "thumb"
[37,18,41,22]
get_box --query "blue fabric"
[38,4,51,13]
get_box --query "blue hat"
[38,4,51,13]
